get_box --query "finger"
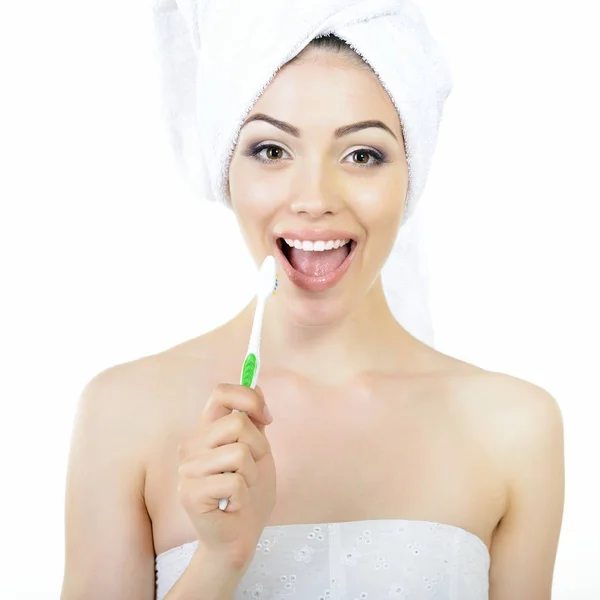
[205,411,271,461]
[178,442,259,488]
[179,472,250,514]
[199,383,272,430]
[179,410,270,463]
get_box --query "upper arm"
[489,380,565,600]
[61,364,156,600]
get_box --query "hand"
[177,383,276,569]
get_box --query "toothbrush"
[218,255,278,511]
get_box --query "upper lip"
[275,229,358,242]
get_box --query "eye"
[244,143,388,168]
[246,143,290,164]
[345,148,387,168]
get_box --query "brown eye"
[244,143,289,164]
[346,148,387,168]
[266,146,283,160]
[353,150,370,164]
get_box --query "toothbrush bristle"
[273,275,279,295]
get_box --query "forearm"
[163,543,248,600]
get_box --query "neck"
[233,276,420,385]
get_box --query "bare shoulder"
[80,341,215,427]
[455,367,564,449]
[80,352,176,430]
[423,343,562,430]
[488,371,563,433]
[426,350,564,484]
[74,334,234,479]
[448,368,565,596]
[62,352,191,599]
[440,361,564,455]
[454,368,565,596]
[445,364,564,514]
[474,370,564,496]
[79,328,240,441]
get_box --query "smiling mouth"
[277,238,353,274]
[275,238,358,292]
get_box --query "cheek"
[229,161,286,257]
[351,178,405,234]
[229,161,283,219]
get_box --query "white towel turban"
[153,0,453,347]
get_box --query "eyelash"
[244,143,388,168]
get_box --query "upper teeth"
[283,239,351,251]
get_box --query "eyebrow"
[240,113,398,141]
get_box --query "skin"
[61,47,565,599]
[228,48,409,375]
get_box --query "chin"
[283,293,352,327]
[275,276,368,328]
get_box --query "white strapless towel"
[155,518,490,599]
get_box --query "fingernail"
[263,404,273,423]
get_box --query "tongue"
[288,245,349,277]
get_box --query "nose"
[289,163,344,219]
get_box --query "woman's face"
[228,48,408,324]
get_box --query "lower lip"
[275,240,358,292]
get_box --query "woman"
[60,4,564,600]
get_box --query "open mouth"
[275,237,358,292]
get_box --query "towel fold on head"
[153,0,453,346]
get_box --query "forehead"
[247,51,401,137]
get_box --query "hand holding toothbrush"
[175,256,279,570]
[176,382,277,570]
[218,255,278,511]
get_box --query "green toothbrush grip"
[240,353,258,388]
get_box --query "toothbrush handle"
[218,353,260,511]
[241,352,259,388]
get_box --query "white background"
[1,0,598,598]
